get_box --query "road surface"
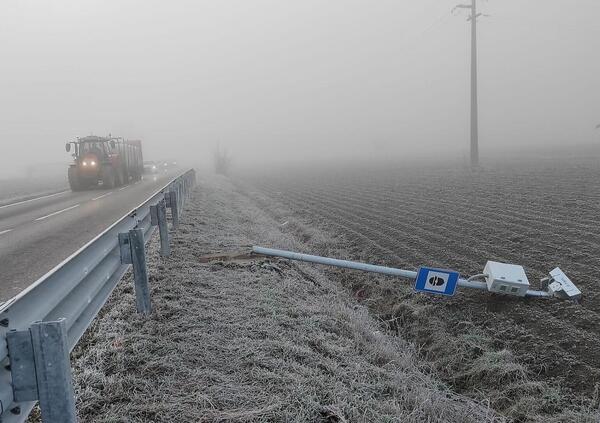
[0,170,180,302]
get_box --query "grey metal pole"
[470,0,479,168]
[157,200,170,256]
[253,246,551,298]
[253,245,420,280]
[150,201,170,257]
[253,246,490,290]
[30,319,77,423]
[129,228,151,314]
[178,182,183,211]
[167,191,179,229]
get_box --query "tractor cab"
[66,136,116,161]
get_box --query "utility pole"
[454,0,483,168]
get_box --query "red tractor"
[65,136,144,191]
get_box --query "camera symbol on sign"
[424,271,449,292]
[428,275,446,287]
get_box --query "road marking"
[35,204,80,221]
[0,229,12,236]
[0,190,70,210]
[92,192,113,201]
[118,185,129,191]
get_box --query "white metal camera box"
[484,261,530,297]
[548,267,582,300]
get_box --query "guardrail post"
[7,320,77,422]
[129,228,151,314]
[166,191,179,229]
[6,319,77,423]
[28,319,76,423]
[150,200,170,257]
[119,230,151,314]
[177,182,183,212]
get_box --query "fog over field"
[0,0,599,177]
[1,3,600,421]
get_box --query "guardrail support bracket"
[7,330,37,402]
[166,191,179,229]
[118,233,132,264]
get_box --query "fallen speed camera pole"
[252,246,582,301]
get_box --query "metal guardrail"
[0,169,196,422]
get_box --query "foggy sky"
[1,0,599,174]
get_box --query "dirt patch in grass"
[47,174,504,422]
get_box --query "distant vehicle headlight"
[82,161,87,166]
[90,161,96,166]
[152,165,156,169]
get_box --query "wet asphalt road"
[0,170,179,302]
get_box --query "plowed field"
[245,159,600,421]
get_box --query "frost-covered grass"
[48,175,506,422]
[242,163,600,423]
[0,174,67,204]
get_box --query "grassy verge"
[46,175,507,422]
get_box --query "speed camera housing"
[484,261,530,297]
[547,267,582,300]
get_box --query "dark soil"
[242,158,600,422]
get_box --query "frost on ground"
[243,162,600,423]
[61,175,504,422]
[0,174,67,204]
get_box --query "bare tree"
[213,144,232,176]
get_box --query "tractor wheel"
[102,166,116,189]
[68,167,83,191]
